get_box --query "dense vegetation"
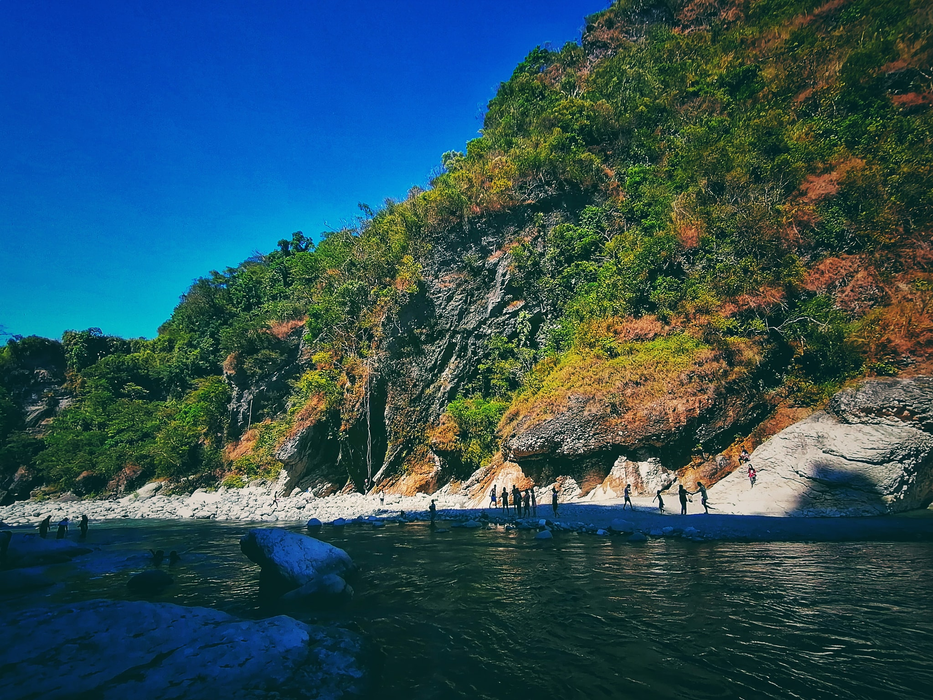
[2,0,930,498]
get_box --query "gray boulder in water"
[3,535,92,569]
[127,569,173,594]
[240,528,356,598]
[0,599,366,699]
[714,377,933,516]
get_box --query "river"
[8,519,933,700]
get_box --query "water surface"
[10,520,933,700]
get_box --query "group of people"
[489,484,539,517]
[489,484,562,518]
[38,514,90,540]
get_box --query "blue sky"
[0,0,605,342]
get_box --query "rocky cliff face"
[713,377,933,516]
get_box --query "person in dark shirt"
[512,485,522,518]
[38,515,51,539]
[530,487,537,516]
[501,486,509,516]
[653,489,665,513]
[429,499,437,527]
[678,485,689,515]
[523,489,531,517]
[551,487,559,517]
[79,514,89,539]
[56,518,69,540]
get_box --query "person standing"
[653,489,665,514]
[490,485,498,509]
[501,486,509,516]
[512,485,522,519]
[56,518,69,540]
[747,465,757,489]
[530,487,537,516]
[38,515,51,539]
[622,484,634,510]
[551,486,559,517]
[429,500,437,528]
[79,515,89,539]
[678,485,689,515]
[691,482,710,514]
[523,489,531,517]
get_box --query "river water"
[11,519,933,700]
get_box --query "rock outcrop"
[0,599,366,699]
[240,528,356,599]
[713,377,933,516]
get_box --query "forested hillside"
[2,0,931,502]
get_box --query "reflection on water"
[8,520,933,700]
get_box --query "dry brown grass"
[267,317,307,340]
[225,428,260,461]
[285,394,327,440]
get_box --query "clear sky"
[0,0,605,342]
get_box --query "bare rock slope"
[713,377,933,516]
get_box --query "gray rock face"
[4,534,92,569]
[0,599,366,699]
[240,528,356,595]
[714,377,933,516]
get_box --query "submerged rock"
[240,528,356,597]
[534,530,553,540]
[609,519,635,534]
[281,573,354,605]
[0,599,366,699]
[127,569,174,594]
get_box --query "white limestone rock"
[0,599,366,699]
[713,377,933,516]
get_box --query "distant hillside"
[2,0,931,502]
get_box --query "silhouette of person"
[56,518,69,539]
[691,482,710,514]
[150,549,165,566]
[530,487,537,516]
[79,515,89,539]
[523,489,530,517]
[512,485,522,519]
[551,487,559,517]
[653,489,665,513]
[429,500,437,528]
[168,551,181,565]
[501,487,509,516]
[678,485,689,515]
[623,484,634,510]
[38,515,51,539]
[490,485,498,509]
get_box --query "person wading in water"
[38,515,51,539]
[501,486,509,516]
[429,500,437,528]
[551,486,559,517]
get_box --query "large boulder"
[240,528,356,596]
[3,534,92,569]
[713,377,933,516]
[0,599,366,699]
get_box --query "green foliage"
[443,397,509,472]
